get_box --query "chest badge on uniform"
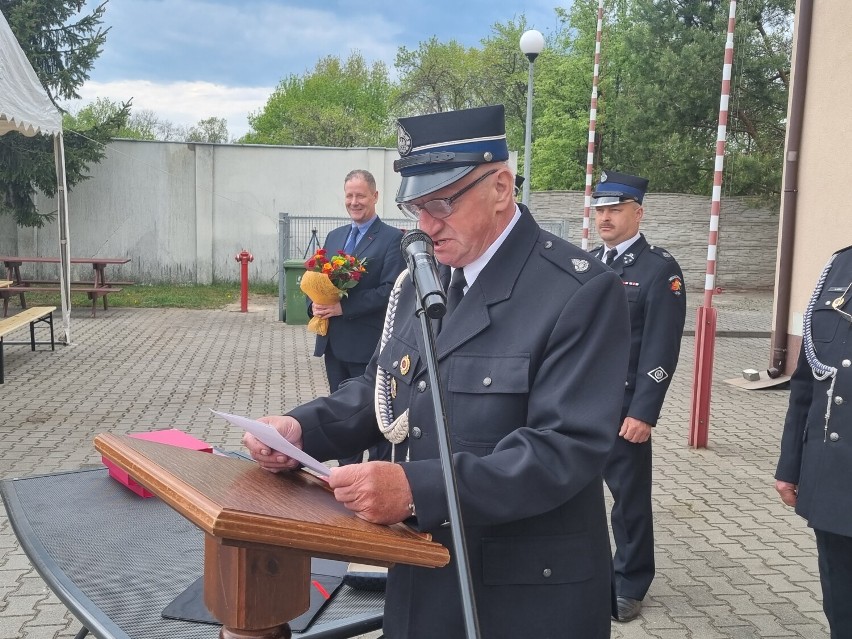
[572,258,590,273]
[832,296,846,310]
[669,275,683,296]
[400,354,411,376]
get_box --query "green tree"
[242,52,395,147]
[596,0,793,199]
[0,0,127,227]
[478,17,534,155]
[187,117,229,143]
[394,37,487,115]
[64,97,146,138]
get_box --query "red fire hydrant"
[234,249,254,313]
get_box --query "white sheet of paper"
[211,409,330,477]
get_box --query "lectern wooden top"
[94,433,449,569]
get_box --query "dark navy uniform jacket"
[311,217,406,364]
[290,207,631,639]
[777,245,852,537]
[592,234,686,424]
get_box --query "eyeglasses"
[397,169,498,220]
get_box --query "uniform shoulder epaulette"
[833,245,852,257]
[647,244,677,262]
[538,232,605,282]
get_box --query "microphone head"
[401,229,433,257]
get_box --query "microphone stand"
[414,297,481,639]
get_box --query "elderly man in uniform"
[776,245,852,638]
[243,105,631,638]
[591,171,687,622]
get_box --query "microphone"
[400,230,447,319]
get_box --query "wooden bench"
[0,286,122,318]
[0,306,55,384]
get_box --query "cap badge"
[600,171,608,182]
[397,122,412,156]
[400,354,411,376]
[483,151,493,161]
[572,258,590,273]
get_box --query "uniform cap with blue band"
[394,105,509,203]
[591,170,649,207]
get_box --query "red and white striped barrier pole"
[581,0,605,251]
[688,0,737,448]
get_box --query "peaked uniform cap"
[394,105,509,202]
[591,170,649,207]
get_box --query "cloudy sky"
[67,0,565,138]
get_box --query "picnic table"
[0,256,131,317]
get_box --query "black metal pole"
[414,301,481,639]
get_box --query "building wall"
[774,0,852,373]
[21,141,408,284]
[2,139,778,288]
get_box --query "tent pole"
[53,133,72,344]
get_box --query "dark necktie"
[343,226,358,255]
[445,268,467,317]
[604,247,618,265]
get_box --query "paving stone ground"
[0,290,829,638]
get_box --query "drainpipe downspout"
[769,0,813,378]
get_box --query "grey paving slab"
[0,291,830,638]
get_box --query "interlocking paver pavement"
[0,291,830,638]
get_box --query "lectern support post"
[204,535,310,639]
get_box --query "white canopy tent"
[0,10,72,342]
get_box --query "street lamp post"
[519,29,544,206]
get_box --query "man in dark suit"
[776,245,852,638]
[244,105,632,638]
[310,169,405,463]
[591,170,687,622]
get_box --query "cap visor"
[590,196,625,208]
[396,166,475,203]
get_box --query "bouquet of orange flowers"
[300,249,367,336]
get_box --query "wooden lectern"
[95,434,449,639]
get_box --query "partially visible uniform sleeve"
[627,261,687,425]
[775,345,814,484]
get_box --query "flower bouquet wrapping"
[300,248,367,336]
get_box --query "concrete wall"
[2,138,777,288]
[533,191,778,292]
[15,141,411,284]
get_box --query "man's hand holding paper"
[240,415,306,473]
